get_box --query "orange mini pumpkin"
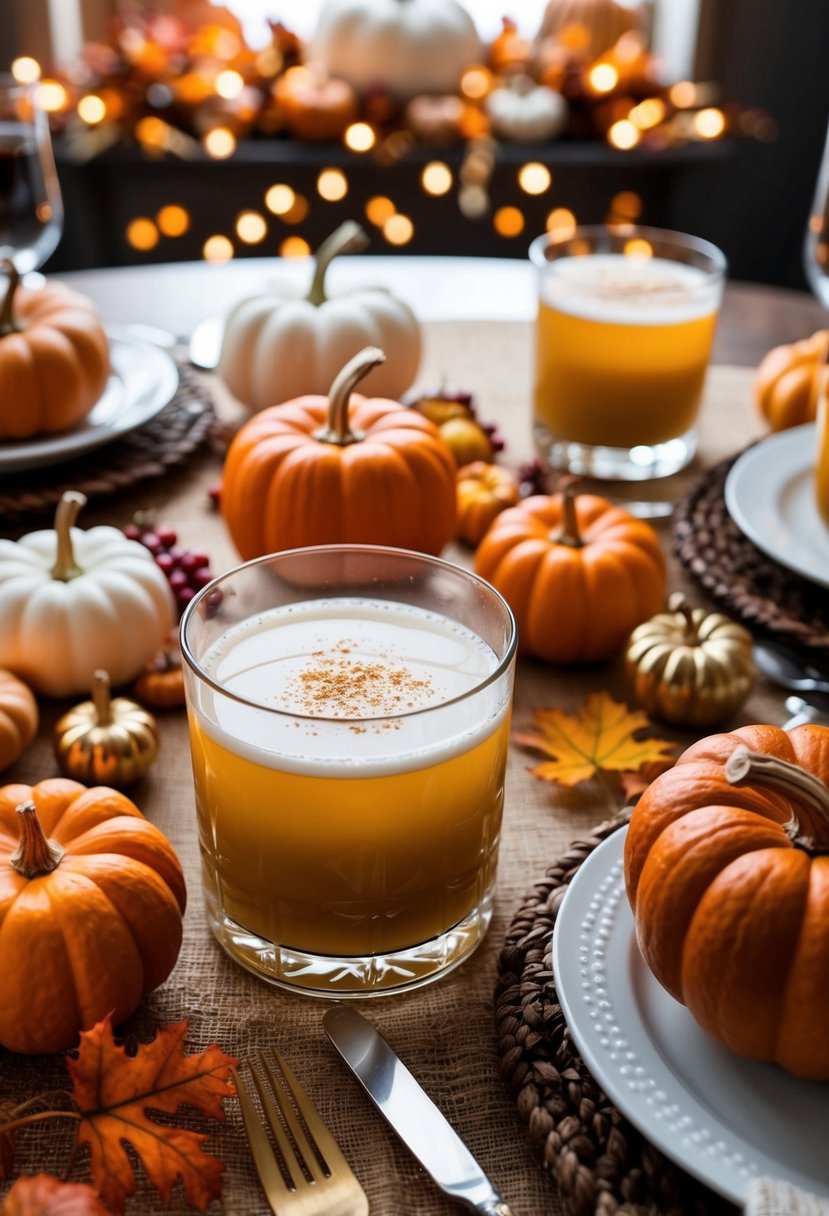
[272,65,358,142]
[625,723,829,1079]
[474,482,666,662]
[0,263,110,440]
[0,778,186,1053]
[222,347,457,560]
[754,329,829,431]
[456,462,519,546]
[0,669,38,773]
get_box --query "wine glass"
[0,74,63,276]
[805,120,829,309]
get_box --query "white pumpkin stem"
[307,221,370,307]
[10,801,65,878]
[725,744,829,852]
[315,346,386,446]
[51,491,87,581]
[553,478,583,549]
[0,259,21,336]
[668,592,698,643]
[91,669,113,725]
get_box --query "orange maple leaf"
[66,1016,237,1216]
[3,1174,108,1215]
[514,691,676,788]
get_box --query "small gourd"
[474,481,666,663]
[272,65,358,142]
[456,462,520,546]
[55,670,159,787]
[0,778,185,1053]
[0,492,175,698]
[133,646,186,710]
[754,329,829,431]
[222,347,457,560]
[625,593,755,727]
[218,221,421,411]
[0,670,38,773]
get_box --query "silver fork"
[234,1048,369,1216]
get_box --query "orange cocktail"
[531,228,726,480]
[181,547,516,997]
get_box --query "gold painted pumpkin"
[222,347,457,560]
[625,593,755,727]
[0,670,38,773]
[0,778,186,1053]
[0,262,110,440]
[754,329,829,431]
[55,670,159,787]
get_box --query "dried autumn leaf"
[514,691,676,787]
[66,1016,237,1216]
[3,1174,109,1215]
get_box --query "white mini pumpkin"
[485,75,568,143]
[310,0,482,99]
[0,492,175,698]
[218,221,421,412]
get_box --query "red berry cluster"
[516,459,552,498]
[124,522,215,617]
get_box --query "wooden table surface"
[1,259,827,1216]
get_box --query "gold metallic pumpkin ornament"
[54,668,159,787]
[625,593,755,727]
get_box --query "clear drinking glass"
[805,121,829,309]
[180,544,517,998]
[0,75,63,274]
[530,224,726,481]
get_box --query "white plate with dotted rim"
[0,328,179,472]
[724,423,829,589]
[553,827,829,1204]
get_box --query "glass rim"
[529,222,727,279]
[179,543,518,725]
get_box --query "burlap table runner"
[0,322,791,1215]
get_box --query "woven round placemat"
[495,813,736,1216]
[0,361,215,526]
[673,449,829,654]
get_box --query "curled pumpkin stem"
[10,801,65,878]
[725,744,829,852]
[315,346,386,446]
[51,491,87,581]
[554,479,583,549]
[306,221,370,307]
[667,591,698,644]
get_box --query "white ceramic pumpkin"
[310,0,482,99]
[218,221,421,412]
[485,75,569,143]
[0,492,175,698]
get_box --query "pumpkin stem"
[314,346,386,446]
[91,669,113,725]
[0,258,21,336]
[51,491,87,581]
[10,801,65,878]
[553,478,583,548]
[725,745,829,852]
[307,221,370,307]
[668,591,698,644]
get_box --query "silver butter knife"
[323,1006,513,1216]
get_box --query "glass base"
[205,889,494,998]
[535,420,697,481]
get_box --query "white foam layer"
[540,253,721,326]
[190,597,510,776]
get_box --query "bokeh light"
[694,108,726,138]
[344,123,375,152]
[669,81,697,108]
[607,120,640,150]
[610,191,642,219]
[215,70,244,99]
[280,236,312,258]
[421,162,453,196]
[494,206,525,237]
[624,238,653,257]
[77,94,106,125]
[35,80,68,112]
[317,168,348,201]
[383,214,414,245]
[157,205,190,237]
[589,63,619,93]
[126,218,159,252]
[236,211,268,243]
[265,184,296,215]
[546,207,577,237]
[203,235,234,263]
[365,196,396,226]
[203,127,236,158]
[518,163,552,195]
[11,58,41,84]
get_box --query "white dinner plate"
[0,327,179,473]
[724,424,829,588]
[553,828,829,1205]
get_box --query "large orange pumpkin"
[625,723,829,1079]
[221,346,457,560]
[473,484,666,662]
[0,778,186,1054]
[0,263,110,440]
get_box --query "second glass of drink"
[530,224,726,480]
